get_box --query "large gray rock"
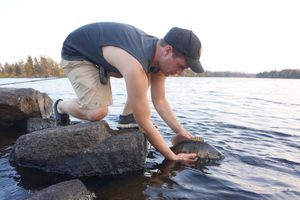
[26,117,55,133]
[25,117,82,133]
[27,179,95,200]
[10,120,148,177]
[0,87,53,122]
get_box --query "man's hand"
[175,128,194,139]
[172,128,204,145]
[173,153,198,164]
[172,129,193,145]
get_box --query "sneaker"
[53,99,70,126]
[117,113,139,129]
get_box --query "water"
[1,77,300,199]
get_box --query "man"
[54,22,204,163]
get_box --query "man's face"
[159,46,189,76]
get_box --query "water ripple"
[1,77,300,199]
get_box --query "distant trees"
[24,56,33,77]
[180,68,300,78]
[179,69,255,78]
[1,56,299,79]
[0,55,64,78]
[256,69,300,79]
[204,71,255,78]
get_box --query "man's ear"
[163,45,173,55]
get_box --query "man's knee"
[87,106,108,121]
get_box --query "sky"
[0,0,299,73]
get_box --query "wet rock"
[27,179,95,200]
[26,117,55,133]
[10,120,148,177]
[25,117,81,133]
[0,87,52,122]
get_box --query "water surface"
[0,77,299,199]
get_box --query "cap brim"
[187,58,204,73]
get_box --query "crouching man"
[54,22,204,163]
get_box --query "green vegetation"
[179,68,300,79]
[256,69,300,79]
[0,55,64,78]
[1,56,299,79]
[180,69,255,77]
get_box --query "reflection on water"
[1,77,300,199]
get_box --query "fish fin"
[190,137,204,142]
[172,135,204,146]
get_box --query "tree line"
[256,69,300,79]
[0,55,64,78]
[179,69,255,77]
[176,68,300,79]
[1,56,299,79]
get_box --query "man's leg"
[57,99,108,121]
[56,59,112,125]
[117,98,138,129]
[117,74,151,129]
[120,99,132,116]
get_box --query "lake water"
[0,77,300,199]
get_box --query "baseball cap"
[164,27,204,73]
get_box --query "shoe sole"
[117,123,139,129]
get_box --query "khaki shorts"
[61,59,113,110]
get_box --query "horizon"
[1,55,299,75]
[0,54,299,74]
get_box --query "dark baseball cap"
[164,27,204,73]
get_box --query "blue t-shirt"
[61,22,159,74]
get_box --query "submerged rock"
[27,179,95,200]
[10,120,148,177]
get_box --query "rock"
[27,179,95,200]
[26,117,55,133]
[0,87,53,122]
[10,120,148,177]
[25,117,81,133]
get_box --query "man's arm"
[102,46,196,161]
[151,72,193,139]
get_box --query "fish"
[170,140,225,163]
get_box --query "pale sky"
[0,0,299,73]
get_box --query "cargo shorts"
[61,59,113,110]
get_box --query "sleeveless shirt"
[61,22,159,74]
